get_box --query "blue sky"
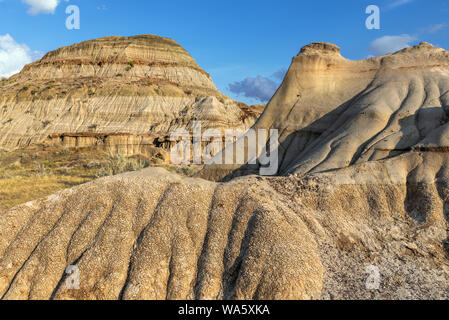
[0,0,448,104]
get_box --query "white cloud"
[0,34,40,78]
[271,68,287,80]
[420,23,448,34]
[23,0,60,15]
[229,76,279,103]
[387,0,414,9]
[369,34,417,56]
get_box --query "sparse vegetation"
[34,163,49,176]
[0,145,196,211]
[0,146,107,209]
[95,152,149,178]
[125,61,135,72]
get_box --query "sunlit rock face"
[200,42,449,181]
[2,42,449,301]
[2,164,449,300]
[0,35,261,151]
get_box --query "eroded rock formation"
[1,162,449,300]
[0,35,261,153]
[1,41,449,300]
[200,42,449,181]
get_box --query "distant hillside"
[0,35,262,152]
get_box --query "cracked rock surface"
[1,162,449,299]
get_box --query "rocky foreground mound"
[1,162,449,300]
[0,35,261,153]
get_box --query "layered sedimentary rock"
[2,42,449,300]
[0,35,261,151]
[200,42,449,180]
[43,132,170,158]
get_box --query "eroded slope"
[1,161,449,299]
[200,42,449,181]
[0,35,261,151]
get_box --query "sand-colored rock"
[200,42,449,180]
[0,35,261,151]
[1,160,449,299]
[2,41,449,300]
[0,168,323,300]
[42,132,170,159]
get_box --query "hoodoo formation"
[1,41,449,300]
[201,41,449,180]
[0,35,262,153]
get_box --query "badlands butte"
[0,35,262,153]
[1,36,449,300]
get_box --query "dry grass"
[0,146,104,210]
[0,175,88,210]
[94,152,149,177]
[0,145,200,211]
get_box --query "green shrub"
[125,61,135,72]
[95,153,149,178]
[34,163,49,177]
